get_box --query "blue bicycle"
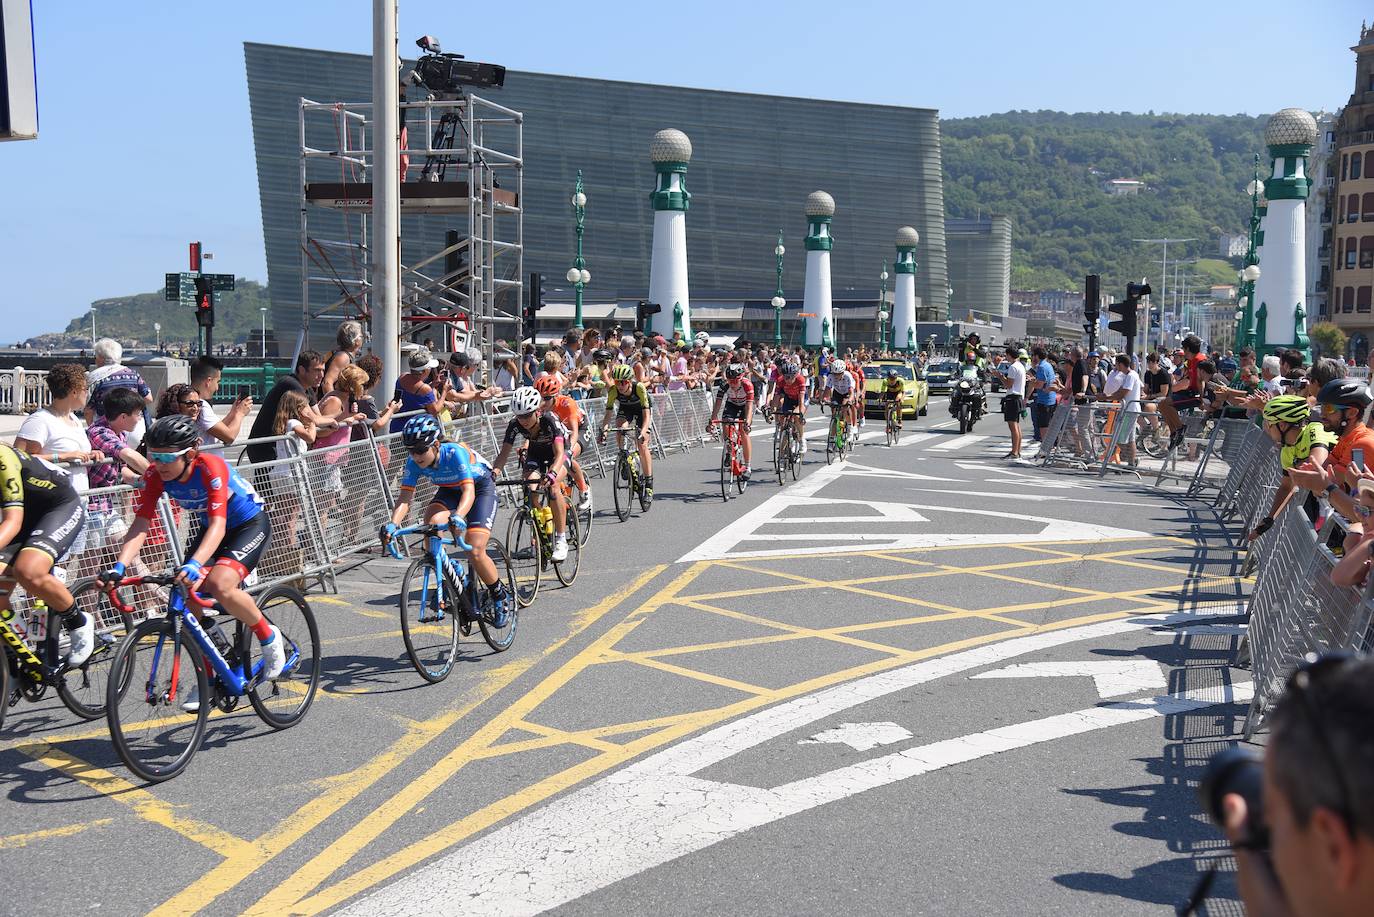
[385,522,518,683]
[103,573,320,783]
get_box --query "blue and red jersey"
[135,452,264,529]
[399,442,493,491]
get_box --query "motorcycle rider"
[949,352,987,428]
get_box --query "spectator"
[390,347,445,433]
[443,351,500,417]
[560,328,583,370]
[493,348,520,393]
[246,350,329,466]
[155,383,201,421]
[1158,334,1206,449]
[85,387,151,551]
[321,320,365,397]
[580,328,603,368]
[1288,379,1374,551]
[189,356,252,447]
[616,334,636,365]
[1261,354,1285,395]
[352,355,400,435]
[541,349,569,387]
[85,337,152,448]
[314,370,368,534]
[520,342,538,386]
[997,343,1026,459]
[1103,353,1143,466]
[15,363,99,494]
[269,389,317,548]
[1221,654,1374,917]
[1028,345,1058,444]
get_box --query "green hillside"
[941,110,1267,293]
[61,280,271,347]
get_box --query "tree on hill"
[59,280,271,347]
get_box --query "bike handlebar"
[105,573,216,614]
[384,522,472,559]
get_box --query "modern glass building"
[245,42,948,347]
[945,216,1012,320]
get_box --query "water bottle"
[536,506,553,536]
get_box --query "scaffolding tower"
[298,93,524,372]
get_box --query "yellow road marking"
[0,818,114,849]
[148,563,670,917]
[677,599,932,656]
[602,651,773,696]
[511,720,622,754]
[12,742,253,857]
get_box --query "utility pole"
[371,0,401,399]
[1133,237,1195,349]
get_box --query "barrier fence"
[4,388,717,650]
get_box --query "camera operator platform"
[297,35,523,374]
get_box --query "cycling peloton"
[491,386,572,562]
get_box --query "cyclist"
[824,356,855,432]
[881,367,906,431]
[1246,395,1337,543]
[768,359,809,455]
[0,443,94,666]
[380,416,511,627]
[849,361,866,428]
[99,415,285,686]
[708,363,755,480]
[534,375,592,511]
[493,386,571,562]
[599,364,654,500]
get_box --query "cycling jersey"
[716,378,754,409]
[548,394,584,433]
[0,443,76,516]
[399,441,494,492]
[606,382,651,414]
[882,378,905,398]
[775,374,807,402]
[503,413,567,453]
[1280,422,1338,472]
[827,372,854,396]
[135,452,264,529]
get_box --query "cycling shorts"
[430,475,497,531]
[778,395,802,414]
[0,495,86,568]
[722,403,749,422]
[185,512,271,581]
[830,390,849,407]
[521,445,562,475]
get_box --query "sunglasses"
[1285,652,1358,832]
[407,446,433,456]
[149,447,193,464]
[178,399,202,407]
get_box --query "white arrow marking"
[767,496,930,525]
[969,661,1168,698]
[928,434,990,452]
[800,722,914,752]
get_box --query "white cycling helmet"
[695,331,709,345]
[511,386,542,416]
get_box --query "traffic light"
[1107,281,1151,339]
[525,272,543,326]
[1083,274,1100,323]
[193,275,214,328]
[635,300,661,332]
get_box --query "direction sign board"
[165,272,233,305]
[204,273,236,292]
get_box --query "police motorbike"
[948,367,986,434]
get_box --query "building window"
[1362,237,1374,269]
[1348,238,1359,269]
[1360,287,1372,313]
[1345,287,1357,312]
[1343,154,1350,181]
[1351,193,1361,222]
[1341,195,1348,222]
[1355,152,1364,181]
[1365,194,1374,221]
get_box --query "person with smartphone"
[189,356,252,447]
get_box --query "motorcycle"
[949,372,986,435]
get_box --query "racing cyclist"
[768,360,809,455]
[100,415,286,692]
[381,416,511,627]
[849,361,866,428]
[881,368,906,431]
[0,442,95,666]
[708,363,755,480]
[599,365,654,501]
[824,357,856,431]
[534,375,592,511]
[492,387,571,562]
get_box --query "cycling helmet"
[780,362,799,378]
[1261,395,1312,425]
[402,415,442,449]
[610,364,634,382]
[886,368,898,379]
[511,386,542,416]
[533,376,561,398]
[725,363,744,380]
[1316,378,1373,410]
[145,415,200,452]
[593,348,613,362]
[695,331,710,345]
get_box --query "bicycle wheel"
[734,440,747,495]
[719,439,732,501]
[0,647,10,732]
[575,486,593,546]
[478,539,519,652]
[553,512,581,586]
[57,577,133,720]
[397,558,460,684]
[106,619,209,783]
[774,431,786,485]
[825,420,837,465]
[246,585,320,728]
[612,454,633,522]
[506,508,542,606]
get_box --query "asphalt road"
[1,402,1253,917]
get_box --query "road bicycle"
[772,410,802,485]
[883,398,902,447]
[385,520,517,682]
[826,405,851,465]
[1,578,130,729]
[502,477,581,607]
[716,419,749,500]
[602,421,652,521]
[103,573,320,783]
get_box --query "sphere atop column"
[895,226,920,247]
[1264,108,1318,148]
[805,191,836,218]
[650,129,693,163]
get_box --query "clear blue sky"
[1,0,1365,341]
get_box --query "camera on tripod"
[408,35,505,98]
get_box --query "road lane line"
[927,434,989,451]
[337,614,1250,916]
[0,817,114,849]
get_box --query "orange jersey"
[549,394,583,432]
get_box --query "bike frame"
[721,420,747,474]
[390,522,473,617]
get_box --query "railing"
[214,364,289,404]
[0,366,51,414]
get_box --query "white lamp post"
[153,322,161,353]
[259,307,268,359]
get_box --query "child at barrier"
[270,390,316,553]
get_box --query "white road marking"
[969,660,1168,699]
[799,721,914,752]
[928,434,989,452]
[340,612,1251,917]
[761,496,929,525]
[905,488,1160,507]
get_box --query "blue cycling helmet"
[402,415,442,449]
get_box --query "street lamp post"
[1237,160,1264,352]
[944,318,954,347]
[771,231,786,346]
[944,286,954,346]
[153,322,161,353]
[878,261,889,350]
[259,307,268,359]
[566,171,590,330]
[90,305,96,346]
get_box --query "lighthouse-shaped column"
[647,128,692,340]
[893,226,919,353]
[803,191,836,350]
[1251,108,1317,359]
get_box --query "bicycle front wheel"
[774,431,786,485]
[247,586,321,727]
[106,620,209,783]
[719,442,731,501]
[0,646,10,732]
[58,577,133,720]
[478,539,519,652]
[507,509,542,607]
[576,487,593,546]
[553,513,581,586]
[613,454,634,521]
[398,558,459,684]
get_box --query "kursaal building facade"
[244,42,950,349]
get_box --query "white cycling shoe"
[65,611,95,668]
[551,535,569,562]
[260,625,287,680]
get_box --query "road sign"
[165,272,198,305]
[204,273,236,292]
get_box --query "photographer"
[1218,654,1374,917]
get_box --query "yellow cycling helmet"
[1261,395,1311,425]
[610,364,634,382]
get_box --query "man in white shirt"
[189,356,252,448]
[1103,353,1144,466]
[1261,354,1284,395]
[997,343,1027,459]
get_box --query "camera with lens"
[407,35,506,98]
[1198,745,1268,850]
